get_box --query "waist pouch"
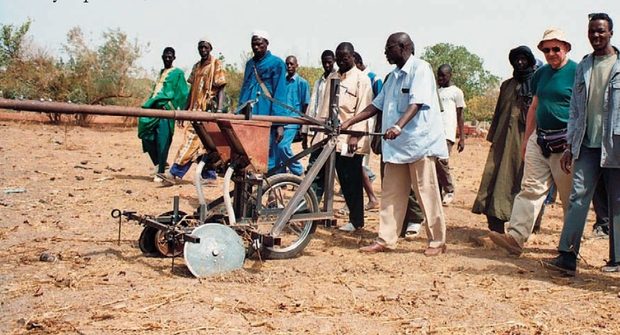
[536,128,567,157]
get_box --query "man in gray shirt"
[545,13,620,275]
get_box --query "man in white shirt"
[436,64,466,206]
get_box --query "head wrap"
[508,46,536,114]
[251,30,270,41]
[508,46,535,69]
[198,36,212,46]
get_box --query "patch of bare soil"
[1,121,619,334]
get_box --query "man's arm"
[522,95,538,158]
[216,86,226,112]
[384,103,422,140]
[456,106,465,152]
[340,103,380,130]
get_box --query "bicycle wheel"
[256,174,319,259]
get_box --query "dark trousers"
[592,179,610,233]
[558,146,620,263]
[336,153,364,228]
[435,140,455,195]
[309,151,364,228]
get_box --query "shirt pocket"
[397,90,411,113]
[339,84,359,114]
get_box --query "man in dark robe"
[471,46,536,236]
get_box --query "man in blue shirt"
[238,30,298,174]
[270,55,309,176]
[342,32,448,256]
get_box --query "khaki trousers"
[507,133,572,247]
[378,157,446,248]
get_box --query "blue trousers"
[268,126,303,176]
[558,146,620,263]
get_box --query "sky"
[1,0,619,81]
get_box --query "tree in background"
[421,43,500,121]
[466,88,499,123]
[0,21,150,125]
[0,19,31,68]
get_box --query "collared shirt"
[284,73,310,129]
[373,56,448,163]
[187,55,227,111]
[567,48,620,167]
[438,85,466,142]
[238,51,289,117]
[317,66,373,154]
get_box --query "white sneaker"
[156,172,177,186]
[338,222,357,232]
[442,193,455,206]
[153,175,164,183]
[405,221,422,240]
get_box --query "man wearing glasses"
[489,28,577,256]
[341,32,448,255]
[546,13,620,275]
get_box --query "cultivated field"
[1,118,618,334]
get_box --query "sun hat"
[537,28,571,51]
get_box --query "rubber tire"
[258,174,319,259]
[138,226,157,254]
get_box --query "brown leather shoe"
[424,244,446,256]
[488,231,523,256]
[359,242,387,253]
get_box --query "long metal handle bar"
[0,98,312,125]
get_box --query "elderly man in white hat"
[238,30,300,175]
[162,36,227,185]
[489,28,577,256]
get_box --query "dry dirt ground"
[1,117,619,335]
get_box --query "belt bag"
[536,128,567,157]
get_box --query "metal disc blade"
[183,223,245,277]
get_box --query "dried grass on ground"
[1,120,619,335]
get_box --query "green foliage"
[0,22,150,125]
[297,66,323,91]
[0,19,31,67]
[466,88,499,122]
[421,43,500,100]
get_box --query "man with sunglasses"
[489,28,576,256]
[545,13,620,275]
[341,32,448,255]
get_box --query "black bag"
[370,111,383,154]
[536,128,567,157]
[292,129,304,143]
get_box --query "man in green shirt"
[490,29,576,255]
[139,47,189,183]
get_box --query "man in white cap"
[162,37,227,185]
[489,28,577,256]
[238,30,294,174]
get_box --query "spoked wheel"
[256,174,319,259]
[153,230,184,257]
[137,211,188,257]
